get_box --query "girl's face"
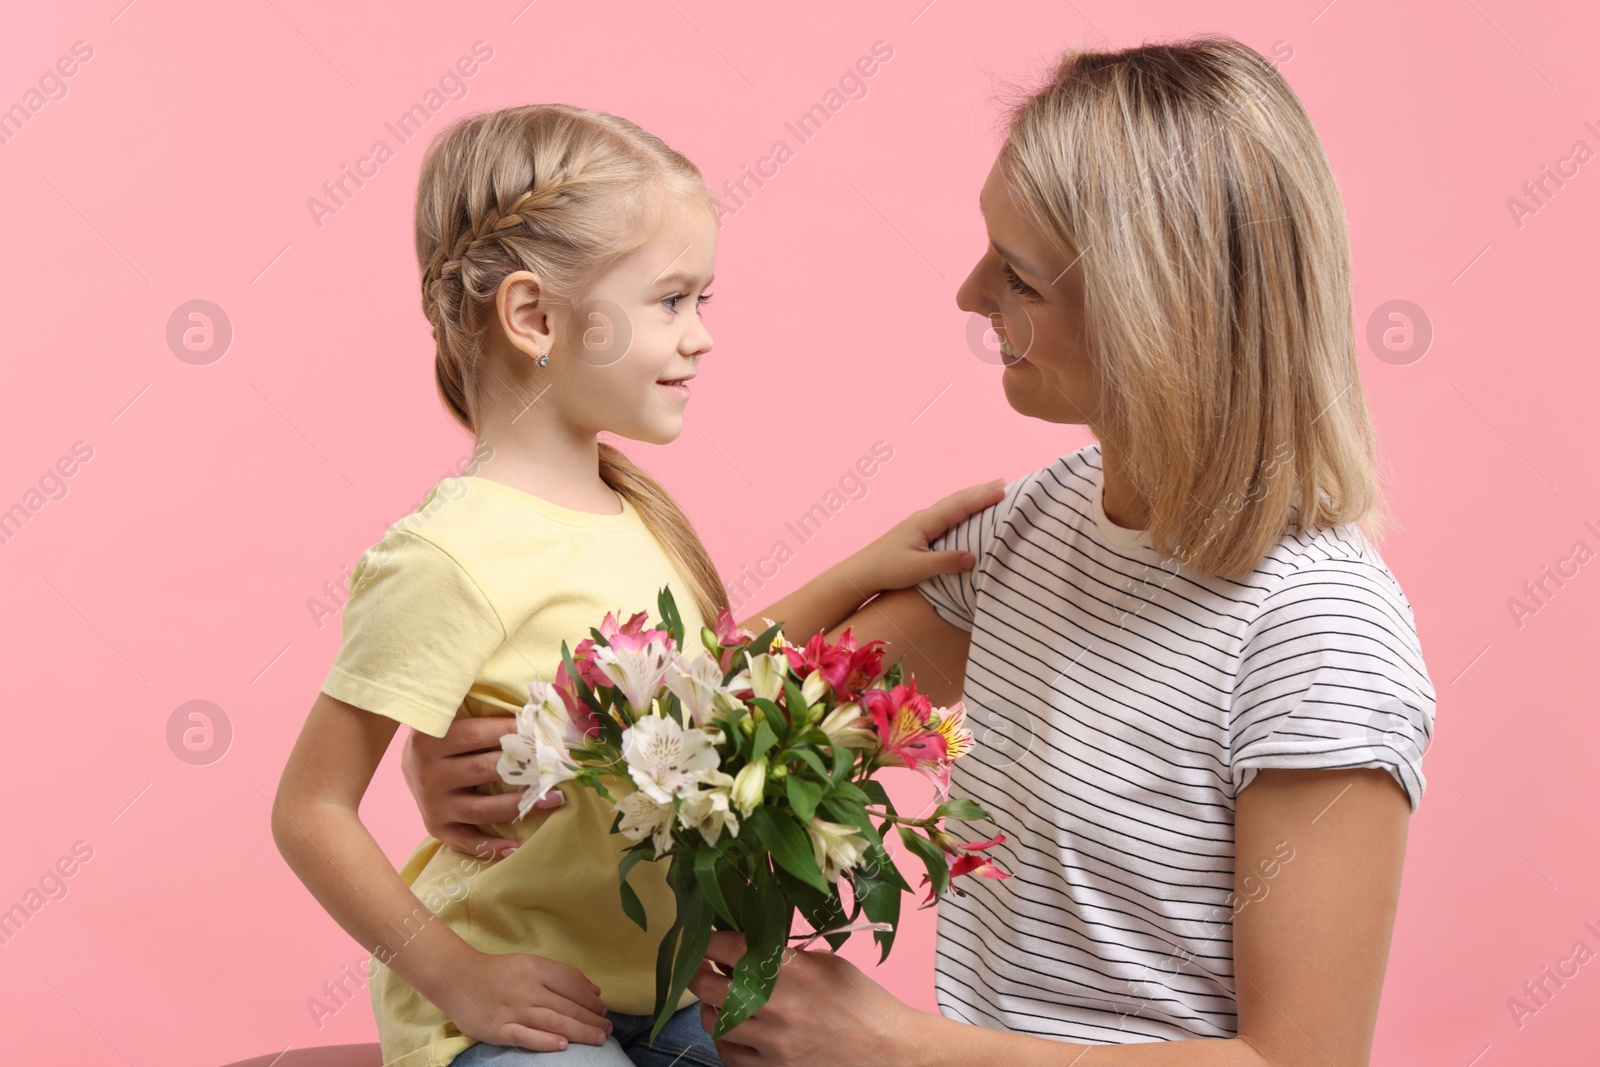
[528,195,717,447]
[956,157,1102,429]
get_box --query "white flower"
[678,769,740,846]
[800,670,828,706]
[616,790,676,855]
[730,756,768,816]
[728,652,788,702]
[663,653,729,726]
[817,701,876,750]
[620,713,720,804]
[498,680,581,818]
[592,637,675,710]
[805,817,869,882]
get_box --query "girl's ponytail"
[598,442,729,627]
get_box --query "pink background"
[1,1,1596,1063]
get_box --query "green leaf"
[750,719,779,763]
[618,847,651,931]
[830,742,854,783]
[818,795,885,855]
[694,849,737,927]
[849,844,903,961]
[898,826,949,901]
[783,678,808,731]
[746,620,784,657]
[933,798,992,822]
[713,870,789,1037]
[789,746,830,780]
[749,806,827,893]
[859,778,894,811]
[649,857,713,1045]
[657,585,685,646]
[773,864,848,950]
[785,774,824,823]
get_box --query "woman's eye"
[1001,263,1038,297]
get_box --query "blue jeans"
[451,1003,725,1067]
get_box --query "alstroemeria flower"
[730,756,768,816]
[663,653,730,727]
[498,680,582,816]
[932,702,973,762]
[616,790,675,855]
[727,652,788,703]
[918,833,1011,905]
[574,610,676,689]
[817,701,877,750]
[677,768,740,846]
[619,713,719,804]
[593,635,676,711]
[805,817,869,882]
[861,682,948,773]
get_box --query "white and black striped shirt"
[915,443,1435,1043]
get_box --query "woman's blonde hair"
[1000,35,1386,579]
[414,103,729,624]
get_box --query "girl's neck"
[470,415,620,515]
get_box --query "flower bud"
[800,670,828,706]
[731,757,768,815]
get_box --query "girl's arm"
[737,480,1005,639]
[274,691,613,1052]
[690,766,1411,1067]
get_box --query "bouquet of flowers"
[497,587,1008,1040]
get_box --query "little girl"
[272,103,997,1067]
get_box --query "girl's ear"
[496,269,556,363]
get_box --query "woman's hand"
[688,931,921,1067]
[437,945,614,1052]
[401,716,564,858]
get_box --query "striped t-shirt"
[914,442,1435,1043]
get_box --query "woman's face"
[957,156,1101,427]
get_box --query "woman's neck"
[1099,440,1152,531]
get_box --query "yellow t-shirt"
[320,473,708,1067]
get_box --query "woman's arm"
[690,767,1411,1067]
[274,692,612,1051]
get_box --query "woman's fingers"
[434,713,520,758]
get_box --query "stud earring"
[536,349,549,367]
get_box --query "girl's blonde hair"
[414,103,729,624]
[1000,35,1386,579]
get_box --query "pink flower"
[783,629,888,700]
[553,660,602,739]
[918,833,1011,905]
[573,610,676,690]
[860,682,947,774]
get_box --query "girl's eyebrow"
[652,272,714,289]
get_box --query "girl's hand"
[438,947,614,1052]
[402,716,563,859]
[843,479,1007,593]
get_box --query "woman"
[406,34,1434,1067]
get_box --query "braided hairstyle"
[414,103,729,625]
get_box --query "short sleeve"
[914,478,1026,633]
[1229,553,1437,811]
[321,528,506,737]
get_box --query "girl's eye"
[1001,262,1038,297]
[662,292,714,313]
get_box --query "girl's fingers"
[919,480,1006,535]
[537,990,613,1034]
[517,1007,611,1048]
[499,1021,580,1053]
[435,714,518,757]
[542,964,610,1015]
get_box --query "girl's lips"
[656,380,691,399]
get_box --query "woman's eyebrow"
[990,239,1050,282]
